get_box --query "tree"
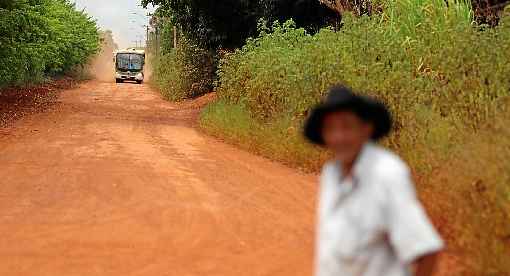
[318,0,372,16]
[142,0,340,49]
[262,0,341,32]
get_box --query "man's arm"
[413,251,440,276]
[383,166,444,272]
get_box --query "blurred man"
[304,85,444,276]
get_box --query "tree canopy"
[142,0,340,49]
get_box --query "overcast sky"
[72,0,156,49]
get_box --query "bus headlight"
[136,73,143,79]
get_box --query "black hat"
[303,85,392,146]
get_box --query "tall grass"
[383,0,472,38]
[201,1,510,273]
[200,100,329,170]
[150,37,215,101]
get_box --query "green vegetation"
[142,0,339,49]
[0,0,100,88]
[145,0,340,101]
[201,100,330,169]
[201,0,510,273]
[150,36,215,101]
[145,0,510,272]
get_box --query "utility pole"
[146,25,149,49]
[155,26,159,56]
[173,26,177,48]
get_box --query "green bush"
[151,37,215,101]
[214,11,510,166]
[200,100,329,170]
[203,1,510,273]
[0,0,100,88]
[420,102,510,273]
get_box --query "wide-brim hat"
[304,85,392,146]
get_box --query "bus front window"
[116,54,143,71]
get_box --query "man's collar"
[352,142,375,180]
[335,142,374,181]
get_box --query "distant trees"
[143,0,341,101]
[318,0,372,15]
[143,0,510,51]
[262,0,341,32]
[141,0,340,49]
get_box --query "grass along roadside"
[199,8,510,275]
[148,37,215,102]
[200,100,329,170]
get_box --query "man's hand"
[413,252,440,276]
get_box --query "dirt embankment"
[0,78,77,128]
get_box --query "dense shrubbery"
[212,5,510,169]
[0,0,99,88]
[145,0,340,101]
[202,1,510,273]
[151,37,215,101]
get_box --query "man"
[304,85,444,276]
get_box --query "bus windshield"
[116,53,144,71]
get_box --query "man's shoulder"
[367,144,410,177]
[320,160,337,177]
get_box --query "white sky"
[72,0,156,48]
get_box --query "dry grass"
[418,102,510,274]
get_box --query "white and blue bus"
[114,48,145,84]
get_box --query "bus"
[114,48,145,84]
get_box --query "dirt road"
[0,81,316,276]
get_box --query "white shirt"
[315,142,444,276]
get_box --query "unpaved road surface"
[0,81,316,276]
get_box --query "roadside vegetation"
[149,18,216,101]
[202,6,510,275]
[150,42,215,100]
[0,0,100,88]
[144,0,338,101]
[147,0,510,273]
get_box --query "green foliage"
[204,2,510,273]
[0,0,100,88]
[216,12,510,130]
[158,19,176,55]
[151,37,215,101]
[200,100,329,170]
[383,0,473,38]
[145,0,340,102]
[420,103,510,274]
[142,0,339,50]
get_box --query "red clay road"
[0,81,317,276]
